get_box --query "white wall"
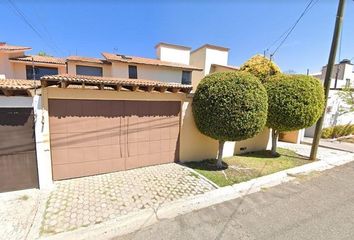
[204,48,228,75]
[157,46,190,65]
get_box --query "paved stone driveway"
[41,163,215,236]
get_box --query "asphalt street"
[116,161,354,240]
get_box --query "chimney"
[155,42,191,65]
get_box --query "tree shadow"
[182,159,229,171]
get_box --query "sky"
[0,0,353,74]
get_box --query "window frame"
[128,65,138,79]
[181,70,192,85]
[26,65,59,80]
[76,65,103,77]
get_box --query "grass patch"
[184,148,310,187]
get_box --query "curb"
[301,140,354,153]
[39,154,354,240]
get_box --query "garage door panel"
[49,100,180,180]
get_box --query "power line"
[265,0,320,58]
[6,0,61,55]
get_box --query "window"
[182,71,191,85]
[26,66,58,80]
[76,65,103,76]
[128,65,138,79]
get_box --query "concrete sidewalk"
[118,161,354,240]
[302,137,354,153]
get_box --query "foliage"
[321,124,354,139]
[240,55,281,83]
[337,86,354,115]
[192,71,268,142]
[37,51,52,57]
[184,148,308,187]
[265,74,325,132]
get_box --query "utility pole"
[310,0,346,160]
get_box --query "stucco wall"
[111,62,183,84]
[190,48,206,90]
[157,46,190,65]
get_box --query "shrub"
[321,124,354,139]
[240,55,281,83]
[192,71,268,167]
[265,74,325,155]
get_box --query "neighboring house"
[305,59,354,137]
[0,41,270,192]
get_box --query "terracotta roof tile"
[9,55,66,65]
[41,74,192,93]
[102,52,202,71]
[0,43,32,52]
[0,79,40,90]
[67,56,111,64]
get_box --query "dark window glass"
[182,71,192,85]
[76,65,103,76]
[26,66,58,80]
[128,65,138,79]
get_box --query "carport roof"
[41,74,193,93]
[0,79,40,96]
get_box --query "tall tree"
[265,74,325,156]
[192,71,268,168]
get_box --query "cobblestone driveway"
[41,163,215,236]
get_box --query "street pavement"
[302,137,354,153]
[116,161,354,240]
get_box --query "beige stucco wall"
[0,52,25,78]
[190,48,206,90]
[67,61,111,77]
[111,62,183,84]
[42,87,270,165]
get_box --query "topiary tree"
[240,55,281,83]
[265,74,325,156]
[192,71,268,168]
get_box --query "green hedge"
[321,124,354,139]
[192,71,268,141]
[265,74,325,132]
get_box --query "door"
[49,99,180,180]
[0,108,39,192]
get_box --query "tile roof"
[101,52,202,71]
[0,79,40,96]
[0,79,40,90]
[9,55,66,65]
[67,56,111,64]
[41,74,192,93]
[0,42,32,52]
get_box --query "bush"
[265,74,325,132]
[240,55,281,83]
[192,71,268,167]
[265,74,325,155]
[321,124,354,139]
[192,71,268,141]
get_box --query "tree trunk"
[217,140,225,168]
[271,129,279,156]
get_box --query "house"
[305,59,354,137]
[0,41,270,192]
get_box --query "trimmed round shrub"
[265,74,325,132]
[240,55,281,83]
[192,71,268,142]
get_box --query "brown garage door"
[49,99,181,180]
[0,108,39,192]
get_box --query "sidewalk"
[302,137,354,153]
